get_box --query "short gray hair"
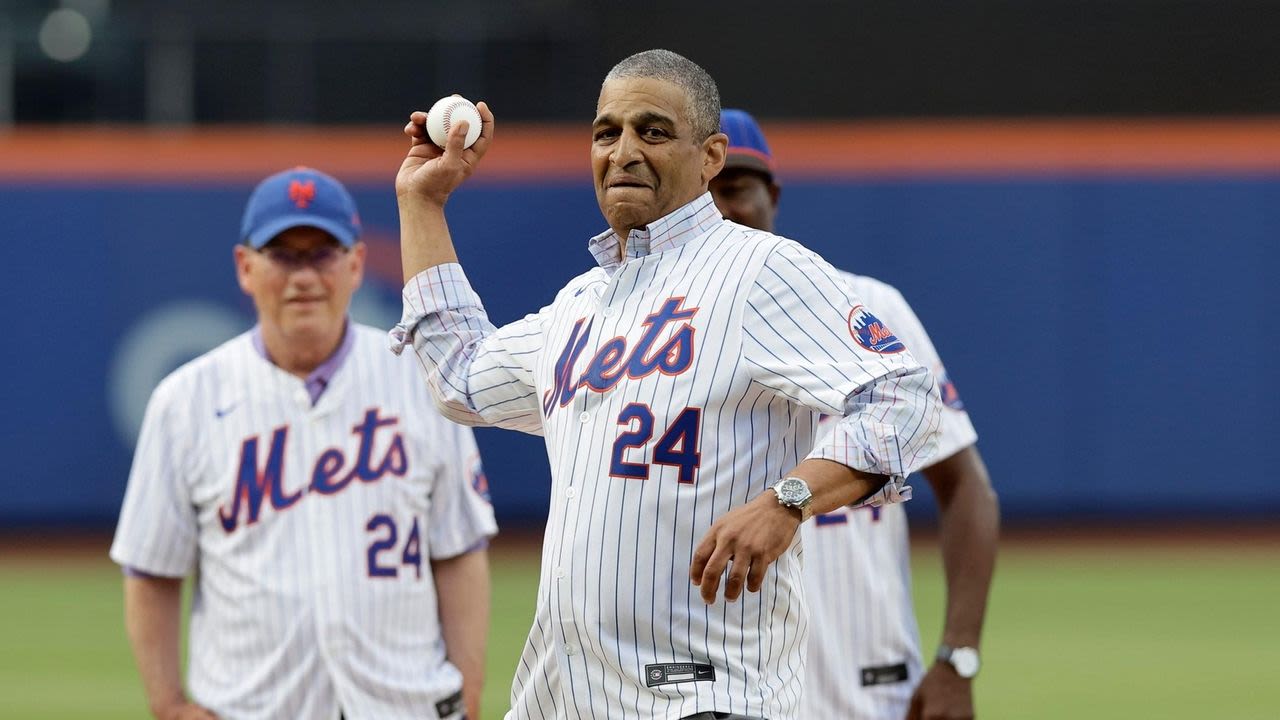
[603,49,721,141]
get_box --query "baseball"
[426,95,482,150]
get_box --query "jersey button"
[554,566,566,579]
[578,411,590,423]
[565,487,577,499]
[565,643,578,656]
[602,306,617,317]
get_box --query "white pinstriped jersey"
[392,194,942,720]
[110,323,496,720]
[801,273,978,720]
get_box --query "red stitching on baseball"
[442,102,455,134]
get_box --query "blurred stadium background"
[1,1,1278,718]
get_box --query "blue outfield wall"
[2,176,1277,528]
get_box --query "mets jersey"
[801,273,978,720]
[392,193,942,720]
[110,323,496,720]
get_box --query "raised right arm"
[394,104,493,280]
[389,103,545,433]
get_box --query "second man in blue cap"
[710,110,1000,720]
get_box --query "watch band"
[797,499,813,523]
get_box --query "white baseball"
[426,96,482,150]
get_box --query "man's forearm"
[786,458,889,516]
[432,549,490,720]
[399,197,460,282]
[806,367,943,484]
[927,446,999,648]
[123,575,187,717]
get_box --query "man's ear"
[702,132,728,184]
[349,242,368,288]
[233,244,254,295]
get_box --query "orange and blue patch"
[471,456,491,503]
[847,305,905,354]
[938,368,965,411]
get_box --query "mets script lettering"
[218,408,407,533]
[867,322,894,346]
[543,297,699,417]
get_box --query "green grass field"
[0,537,1276,719]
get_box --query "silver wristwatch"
[771,476,814,522]
[936,644,981,678]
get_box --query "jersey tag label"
[847,305,906,354]
[644,662,717,687]
[434,689,464,717]
[860,662,909,686]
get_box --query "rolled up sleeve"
[391,263,545,434]
[742,241,942,503]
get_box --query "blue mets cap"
[720,108,777,181]
[240,166,362,248]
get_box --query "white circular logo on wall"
[108,301,245,447]
[107,290,401,449]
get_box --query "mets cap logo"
[289,179,316,209]
[937,368,965,411]
[847,305,905,354]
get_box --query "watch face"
[778,478,808,504]
[951,647,980,678]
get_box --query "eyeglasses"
[255,244,349,271]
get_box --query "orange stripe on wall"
[767,119,1280,177]
[0,126,585,184]
[2,119,1279,182]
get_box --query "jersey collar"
[587,192,723,275]
[251,318,355,405]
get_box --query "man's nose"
[287,263,323,286]
[611,129,643,166]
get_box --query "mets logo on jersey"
[542,296,699,417]
[937,367,965,410]
[847,305,905,354]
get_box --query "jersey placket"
[549,263,647,713]
[565,276,625,713]
[301,363,366,715]
[588,257,669,712]
[294,375,343,714]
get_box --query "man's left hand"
[906,662,974,720]
[689,490,800,604]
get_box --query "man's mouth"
[608,176,651,189]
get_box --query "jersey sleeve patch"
[847,305,906,354]
[470,454,492,503]
[937,368,966,410]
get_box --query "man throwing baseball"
[391,50,942,720]
[710,109,1000,720]
[111,167,496,720]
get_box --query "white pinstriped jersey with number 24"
[802,273,978,720]
[112,324,496,720]
[394,194,942,720]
